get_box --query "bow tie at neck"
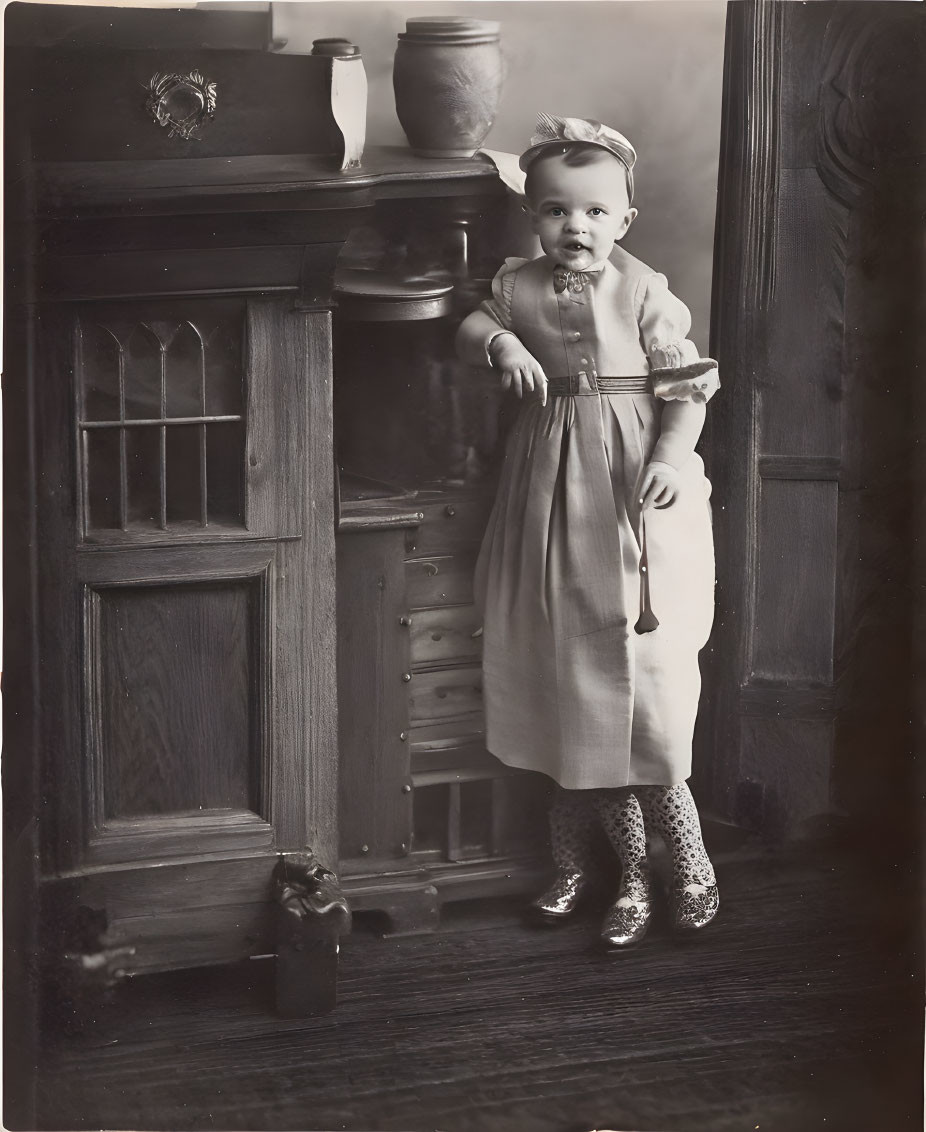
[553,265,603,294]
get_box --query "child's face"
[527,153,637,271]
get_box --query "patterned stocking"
[635,782,716,888]
[547,788,597,872]
[592,788,650,898]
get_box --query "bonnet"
[519,114,637,201]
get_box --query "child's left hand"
[639,461,680,509]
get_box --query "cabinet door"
[37,297,337,889]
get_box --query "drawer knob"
[402,672,412,682]
[399,730,408,741]
[398,615,412,627]
[401,784,412,794]
[445,505,457,517]
[360,844,370,854]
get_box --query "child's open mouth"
[565,242,590,252]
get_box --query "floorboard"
[34,842,922,1132]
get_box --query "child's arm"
[456,259,548,404]
[456,307,509,367]
[457,312,548,404]
[637,273,719,509]
[639,400,706,508]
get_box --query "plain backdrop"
[271,0,728,349]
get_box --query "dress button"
[580,357,589,365]
[572,331,581,340]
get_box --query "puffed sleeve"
[485,257,527,327]
[637,272,720,404]
[455,258,528,367]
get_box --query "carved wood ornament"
[146,70,217,140]
[817,7,926,208]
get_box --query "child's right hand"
[640,461,681,509]
[489,332,548,406]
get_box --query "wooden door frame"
[700,0,787,826]
[704,0,925,837]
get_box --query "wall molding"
[758,455,841,481]
[742,0,784,312]
[738,684,836,720]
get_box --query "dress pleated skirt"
[474,389,715,790]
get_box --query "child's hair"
[523,142,633,204]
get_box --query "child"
[456,115,721,948]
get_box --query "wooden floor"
[33,839,922,1132]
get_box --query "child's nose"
[564,214,587,232]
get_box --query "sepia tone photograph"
[3,0,923,1129]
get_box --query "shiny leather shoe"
[530,867,590,920]
[671,880,720,934]
[601,867,654,949]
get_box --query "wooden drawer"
[405,552,477,608]
[408,718,486,750]
[409,605,482,667]
[411,740,506,778]
[404,494,491,558]
[407,665,483,725]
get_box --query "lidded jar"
[393,18,503,159]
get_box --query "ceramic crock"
[393,17,503,159]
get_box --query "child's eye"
[588,208,605,216]
[550,207,565,217]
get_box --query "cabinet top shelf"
[34,147,506,217]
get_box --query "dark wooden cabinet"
[327,179,549,930]
[337,481,548,933]
[5,5,541,1035]
[33,295,338,977]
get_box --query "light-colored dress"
[459,247,717,789]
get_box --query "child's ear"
[616,207,638,240]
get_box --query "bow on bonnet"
[519,114,637,201]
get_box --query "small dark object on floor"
[271,853,352,1017]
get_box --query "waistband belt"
[546,375,652,397]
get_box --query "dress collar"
[552,262,607,295]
